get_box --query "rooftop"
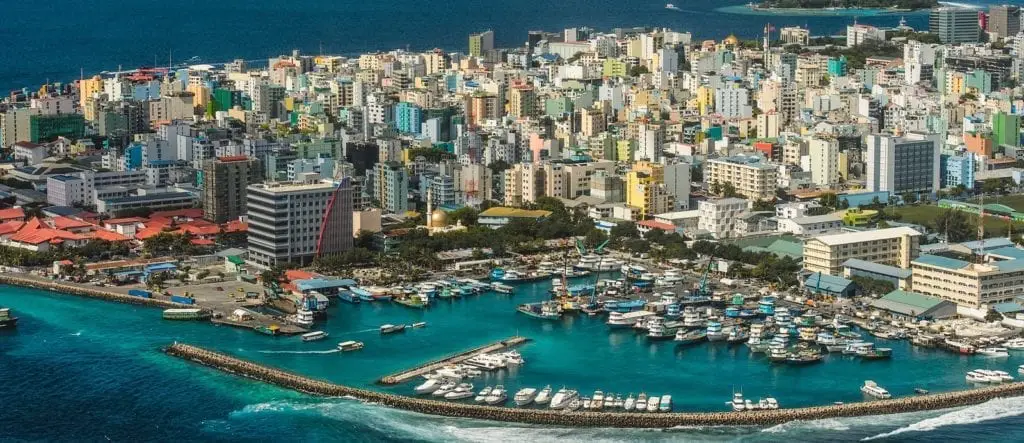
[808,226,920,246]
[872,290,949,316]
[479,207,553,219]
[842,258,912,279]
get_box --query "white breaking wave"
[256,349,340,354]
[863,397,1024,441]
[937,1,984,9]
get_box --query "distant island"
[752,0,938,10]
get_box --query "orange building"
[964,133,993,157]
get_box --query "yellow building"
[911,254,1024,308]
[616,139,635,162]
[602,59,628,78]
[508,84,537,118]
[803,227,921,276]
[79,75,104,121]
[839,208,878,226]
[696,86,715,116]
[626,170,670,219]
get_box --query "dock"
[377,336,530,385]
[210,317,308,335]
[165,342,1024,428]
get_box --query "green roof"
[227,256,245,265]
[879,290,944,311]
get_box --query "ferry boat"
[351,287,375,302]
[665,303,681,319]
[491,282,515,294]
[517,301,563,320]
[162,308,211,321]
[843,342,875,355]
[287,308,315,327]
[682,307,705,328]
[380,323,407,334]
[603,299,647,313]
[706,321,726,341]
[514,387,538,406]
[726,326,750,344]
[337,340,364,351]
[0,308,19,328]
[758,296,776,315]
[647,317,684,340]
[674,329,707,345]
[858,346,893,360]
[798,327,818,342]
[337,290,361,304]
[534,385,552,405]
[394,295,428,309]
[301,331,328,342]
[861,380,891,399]
[606,310,656,328]
[746,336,771,353]
[977,347,1010,357]
[785,350,824,365]
[768,345,789,362]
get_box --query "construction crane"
[694,254,716,299]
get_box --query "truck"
[170,295,195,305]
[128,289,152,299]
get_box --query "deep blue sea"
[4,281,1024,442]
[4,0,1023,91]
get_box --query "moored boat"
[301,331,328,342]
[0,308,18,328]
[337,340,364,351]
[534,385,553,405]
[380,323,407,334]
[514,387,538,406]
[162,308,212,321]
[861,380,891,399]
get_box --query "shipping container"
[128,289,152,298]
[170,295,194,305]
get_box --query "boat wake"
[937,1,983,9]
[862,397,1024,440]
[69,331,83,336]
[256,349,340,355]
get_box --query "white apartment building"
[803,227,921,276]
[777,214,844,236]
[911,253,1024,308]
[715,86,752,118]
[697,198,749,239]
[846,24,886,47]
[776,201,822,219]
[246,179,347,268]
[807,137,840,187]
[705,156,779,200]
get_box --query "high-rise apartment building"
[989,5,1022,39]
[468,30,495,57]
[372,161,409,215]
[930,7,981,43]
[705,156,779,200]
[865,133,941,195]
[203,155,264,223]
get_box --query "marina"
[377,336,530,385]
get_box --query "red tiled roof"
[0,207,25,221]
[0,221,24,236]
[85,229,131,242]
[9,228,85,245]
[180,224,220,236]
[224,220,248,232]
[190,238,215,246]
[51,216,92,230]
[150,208,203,219]
[285,270,316,282]
[638,220,676,231]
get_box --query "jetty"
[377,336,529,385]
[0,274,188,309]
[165,342,1024,428]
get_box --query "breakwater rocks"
[165,342,1024,428]
[378,336,530,385]
[0,275,187,310]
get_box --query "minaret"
[426,187,434,229]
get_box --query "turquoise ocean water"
[3,281,1024,441]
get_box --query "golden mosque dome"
[430,209,448,226]
[723,35,739,46]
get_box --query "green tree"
[752,199,777,211]
[721,182,740,198]
[820,192,838,209]
[933,209,973,242]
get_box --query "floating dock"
[377,336,530,385]
[164,342,1024,428]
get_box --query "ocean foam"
[863,397,1024,440]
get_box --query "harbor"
[165,342,1024,428]
[378,336,530,385]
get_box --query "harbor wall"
[165,342,1024,428]
[0,275,188,310]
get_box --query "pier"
[0,274,188,309]
[377,336,530,385]
[165,342,1024,428]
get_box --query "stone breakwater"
[0,275,187,310]
[165,342,1024,428]
[378,336,530,385]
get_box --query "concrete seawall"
[378,336,530,385]
[0,275,188,310]
[165,342,1024,428]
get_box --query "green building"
[29,114,85,143]
[293,138,343,159]
[544,96,572,117]
[213,88,241,112]
[993,112,1021,147]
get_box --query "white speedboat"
[485,385,508,405]
[977,347,1010,357]
[549,388,577,409]
[766,397,779,409]
[590,390,605,410]
[474,386,493,402]
[444,383,475,400]
[980,369,1013,382]
[414,379,441,394]
[861,380,891,399]
[514,388,538,406]
[566,397,583,411]
[730,392,745,411]
[646,396,660,412]
[966,370,992,383]
[635,392,648,412]
[534,385,552,405]
[1003,338,1024,350]
[432,381,458,397]
[623,394,636,411]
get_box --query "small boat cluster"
[965,369,1015,384]
[544,388,675,413]
[725,392,780,411]
[413,350,526,400]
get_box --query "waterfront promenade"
[378,336,530,385]
[0,274,186,309]
[166,342,1024,428]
